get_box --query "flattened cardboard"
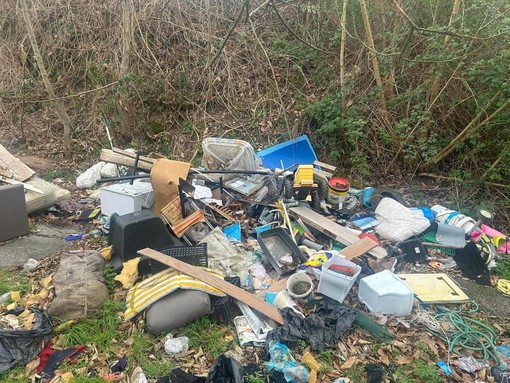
[150,159,190,215]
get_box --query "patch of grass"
[131,331,175,378]
[247,374,265,383]
[0,367,26,383]
[180,316,232,357]
[59,299,125,349]
[494,257,510,280]
[393,359,442,383]
[102,264,117,291]
[344,361,365,382]
[40,168,77,181]
[71,377,108,383]
[0,267,32,296]
[317,349,334,372]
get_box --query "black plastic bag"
[205,355,243,383]
[453,241,491,285]
[265,299,356,352]
[0,308,53,374]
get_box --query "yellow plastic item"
[302,253,330,268]
[302,351,320,370]
[114,258,141,289]
[294,165,314,186]
[497,279,510,296]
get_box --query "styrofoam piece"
[317,256,361,303]
[358,270,414,316]
[100,181,153,216]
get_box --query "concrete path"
[0,222,82,267]
[453,275,510,317]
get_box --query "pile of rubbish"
[2,136,510,382]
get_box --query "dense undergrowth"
[0,0,509,218]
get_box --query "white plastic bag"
[76,162,105,189]
[164,335,189,356]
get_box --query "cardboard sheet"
[150,159,190,215]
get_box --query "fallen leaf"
[340,356,356,369]
[378,349,390,366]
[396,355,414,365]
[24,357,40,376]
[11,291,21,302]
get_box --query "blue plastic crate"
[256,135,318,170]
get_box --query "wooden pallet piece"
[138,248,285,324]
[289,206,387,259]
[0,145,35,181]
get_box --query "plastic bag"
[205,355,244,383]
[265,342,309,383]
[0,308,53,374]
[164,336,189,356]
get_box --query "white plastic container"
[317,256,361,303]
[358,270,414,316]
[100,181,153,216]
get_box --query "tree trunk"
[339,0,348,109]
[359,0,396,142]
[119,0,133,78]
[20,0,73,156]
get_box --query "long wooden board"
[398,273,470,303]
[289,206,387,259]
[138,247,285,324]
[100,149,154,171]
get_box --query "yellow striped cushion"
[124,267,226,320]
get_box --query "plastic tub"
[256,135,318,170]
[358,270,414,316]
[317,256,361,303]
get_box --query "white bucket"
[287,272,313,301]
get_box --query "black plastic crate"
[149,243,208,274]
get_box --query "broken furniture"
[0,184,29,242]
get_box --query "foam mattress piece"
[0,184,29,242]
[145,289,211,335]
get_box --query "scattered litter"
[265,342,309,383]
[164,336,189,356]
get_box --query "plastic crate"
[149,243,208,274]
[317,256,361,303]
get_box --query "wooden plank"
[100,149,154,171]
[340,237,378,260]
[266,277,289,293]
[0,144,35,181]
[112,147,155,163]
[0,175,44,193]
[313,160,337,172]
[138,247,285,324]
[289,206,387,259]
[398,273,470,303]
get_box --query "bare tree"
[20,0,73,156]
